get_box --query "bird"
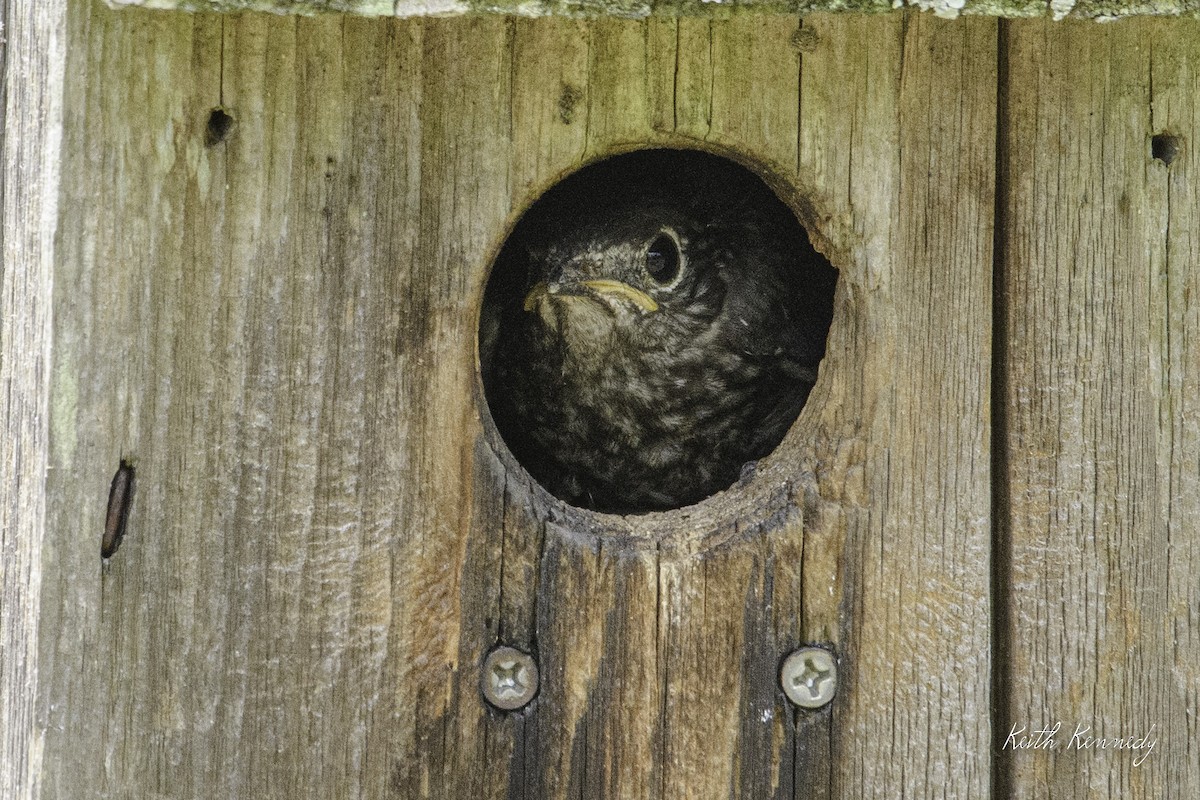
[481,150,836,514]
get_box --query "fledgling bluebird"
[482,150,836,513]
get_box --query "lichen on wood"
[103,0,1200,20]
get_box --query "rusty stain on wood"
[101,460,136,558]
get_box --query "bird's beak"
[522,282,549,312]
[523,280,659,314]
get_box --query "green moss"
[119,0,397,15]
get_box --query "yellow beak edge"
[523,280,659,313]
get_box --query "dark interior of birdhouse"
[479,149,837,515]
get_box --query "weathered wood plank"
[584,19,655,154]
[508,18,590,201]
[1146,27,1200,797]
[464,12,997,800]
[389,14,514,800]
[999,17,1200,799]
[39,6,998,799]
[50,8,208,789]
[708,17,801,175]
[41,5,433,797]
[798,13,996,798]
[483,16,794,800]
[1,1,68,799]
[469,18,820,800]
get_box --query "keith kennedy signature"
[1003,722,1158,767]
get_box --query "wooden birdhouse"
[3,0,1197,797]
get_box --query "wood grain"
[40,6,998,797]
[998,18,1200,799]
[1,2,67,799]
[799,13,997,798]
[33,5,1200,800]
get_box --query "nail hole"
[204,107,235,147]
[791,26,819,53]
[558,82,583,125]
[102,460,136,559]
[1152,132,1182,166]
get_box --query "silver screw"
[481,645,539,711]
[780,646,837,709]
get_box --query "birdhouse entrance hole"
[479,149,837,515]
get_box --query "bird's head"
[518,207,725,348]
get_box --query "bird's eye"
[645,233,681,285]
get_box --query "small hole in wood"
[480,149,837,515]
[558,82,583,125]
[1152,132,1182,166]
[204,107,235,147]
